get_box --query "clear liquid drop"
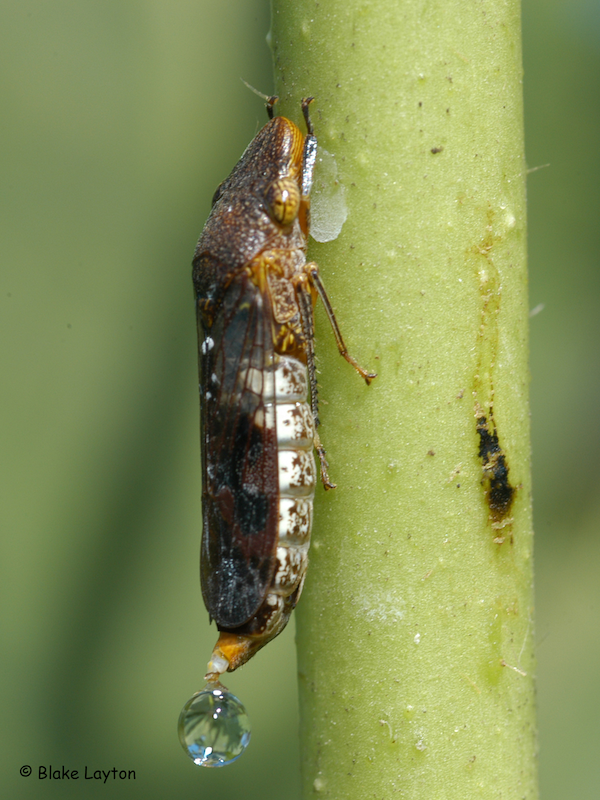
[178,683,251,767]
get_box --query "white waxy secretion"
[309,147,348,243]
[201,336,215,354]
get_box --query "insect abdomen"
[207,354,315,674]
[273,354,315,595]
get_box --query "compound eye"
[265,178,300,226]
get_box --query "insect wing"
[198,269,279,629]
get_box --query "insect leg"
[313,429,336,491]
[294,272,336,490]
[301,97,315,135]
[266,95,279,120]
[301,98,318,199]
[293,273,319,425]
[305,262,377,384]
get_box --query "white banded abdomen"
[270,355,315,601]
[240,355,315,647]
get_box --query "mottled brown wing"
[197,267,279,629]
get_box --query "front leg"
[305,262,377,384]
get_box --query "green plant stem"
[270,1,537,798]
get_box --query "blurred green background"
[0,1,598,797]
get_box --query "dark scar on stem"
[476,414,515,523]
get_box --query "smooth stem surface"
[270,1,537,798]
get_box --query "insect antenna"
[240,78,279,118]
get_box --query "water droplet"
[178,683,251,767]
